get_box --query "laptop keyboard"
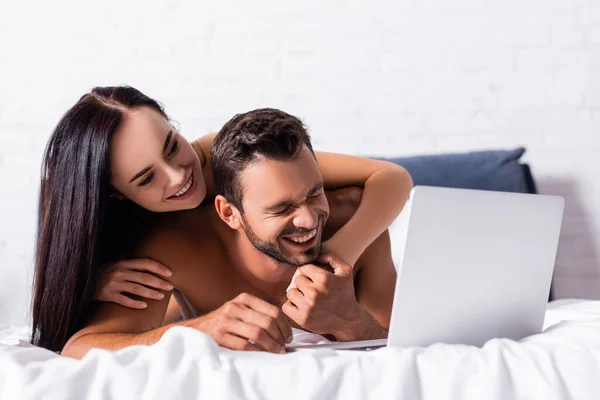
[338,345,386,351]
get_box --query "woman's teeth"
[287,229,316,244]
[173,176,193,197]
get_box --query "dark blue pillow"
[375,147,536,194]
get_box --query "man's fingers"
[118,282,166,300]
[282,301,299,324]
[276,311,293,344]
[237,293,292,343]
[219,333,262,352]
[226,319,284,354]
[122,259,172,277]
[115,294,147,309]
[286,288,307,307]
[238,307,286,347]
[237,292,277,313]
[294,274,313,293]
[318,253,352,277]
[297,264,329,282]
[123,271,173,291]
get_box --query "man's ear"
[214,195,243,230]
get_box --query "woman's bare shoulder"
[191,133,217,167]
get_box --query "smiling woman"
[32,87,203,352]
[108,107,206,211]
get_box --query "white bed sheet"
[1,299,600,400]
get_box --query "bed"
[1,299,600,399]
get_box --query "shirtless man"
[62,109,404,358]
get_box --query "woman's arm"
[193,134,413,266]
[314,151,413,265]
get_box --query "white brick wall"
[1,0,599,326]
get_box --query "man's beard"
[240,213,325,267]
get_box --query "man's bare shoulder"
[352,229,396,329]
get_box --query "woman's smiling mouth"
[168,171,197,200]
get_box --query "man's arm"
[62,291,292,359]
[353,229,396,331]
[62,290,175,358]
[282,230,396,342]
[322,228,396,342]
[334,229,396,341]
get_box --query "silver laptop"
[287,186,564,351]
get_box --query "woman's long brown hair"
[32,86,166,352]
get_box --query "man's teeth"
[287,230,316,244]
[173,176,193,197]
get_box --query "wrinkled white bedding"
[1,299,600,400]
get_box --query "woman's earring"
[110,193,126,201]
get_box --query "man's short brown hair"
[211,108,315,211]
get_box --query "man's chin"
[284,247,321,267]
